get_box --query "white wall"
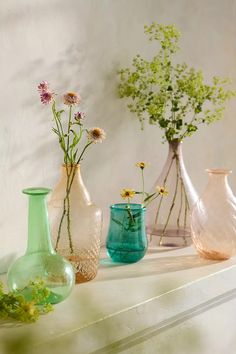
[0,0,236,267]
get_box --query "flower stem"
[177,180,183,228]
[65,164,73,253]
[153,153,175,226]
[141,169,145,203]
[76,141,93,165]
[159,156,179,245]
[55,142,94,252]
[126,200,135,225]
[55,165,74,252]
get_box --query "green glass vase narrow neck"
[24,188,54,254]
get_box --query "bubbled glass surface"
[106,204,148,263]
[191,169,236,260]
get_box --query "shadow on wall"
[9,41,122,180]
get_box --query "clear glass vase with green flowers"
[118,23,236,246]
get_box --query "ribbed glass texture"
[106,203,147,263]
[191,169,236,260]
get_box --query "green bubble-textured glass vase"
[106,203,148,263]
[7,188,75,304]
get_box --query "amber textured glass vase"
[48,165,102,283]
[191,169,236,260]
[146,140,198,247]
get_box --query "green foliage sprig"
[0,280,53,323]
[118,23,236,142]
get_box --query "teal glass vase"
[7,188,75,304]
[106,203,148,263]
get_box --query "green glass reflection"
[7,188,75,304]
[106,203,148,263]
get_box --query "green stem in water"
[55,165,74,252]
[159,156,180,245]
[153,153,175,227]
[55,105,74,252]
[56,141,94,251]
[65,164,73,254]
[126,199,135,226]
[177,180,183,228]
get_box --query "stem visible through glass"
[55,142,94,253]
[151,144,190,246]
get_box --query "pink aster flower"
[38,81,49,92]
[63,92,81,106]
[40,91,54,105]
[87,127,106,143]
[74,111,85,122]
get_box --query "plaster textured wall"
[0,0,236,267]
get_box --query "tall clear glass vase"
[146,140,198,247]
[48,165,102,284]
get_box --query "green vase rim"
[110,203,146,211]
[22,187,51,196]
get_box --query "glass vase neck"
[62,163,81,173]
[168,139,182,156]
[23,188,54,254]
[206,169,232,192]
[60,164,91,204]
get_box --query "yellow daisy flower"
[120,188,136,199]
[156,185,168,196]
[135,162,148,170]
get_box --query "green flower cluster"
[118,23,236,142]
[0,280,53,323]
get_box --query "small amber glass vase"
[48,165,102,283]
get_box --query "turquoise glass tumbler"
[106,203,148,263]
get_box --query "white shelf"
[1,246,236,354]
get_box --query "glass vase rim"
[61,163,81,168]
[22,187,51,196]
[110,203,146,211]
[206,168,232,175]
[167,138,182,144]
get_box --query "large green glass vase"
[7,188,75,304]
[106,203,148,263]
